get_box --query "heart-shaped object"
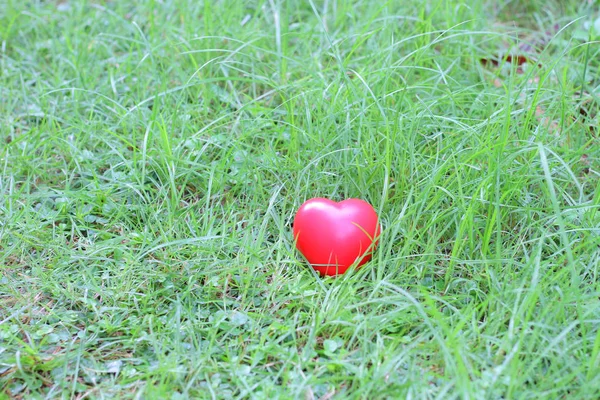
[292,198,381,276]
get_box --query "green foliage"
[1,0,599,398]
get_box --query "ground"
[1,0,600,398]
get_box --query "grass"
[1,0,600,398]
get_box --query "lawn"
[1,0,600,398]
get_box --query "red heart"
[292,198,381,276]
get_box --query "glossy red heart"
[292,198,381,276]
